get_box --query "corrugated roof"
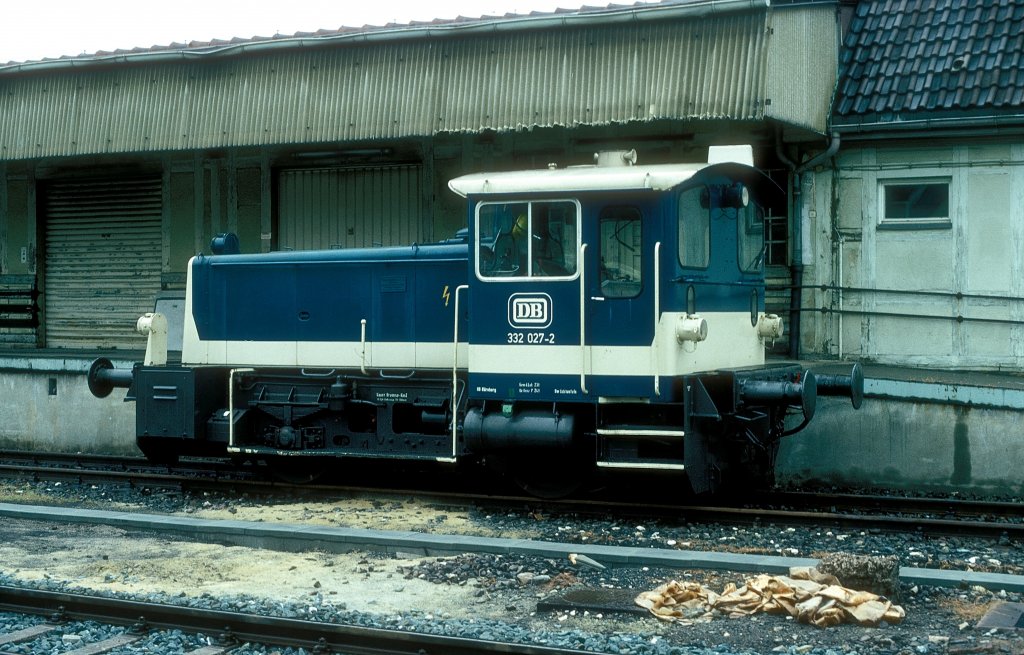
[833,0,1024,125]
[0,0,842,161]
[3,4,826,162]
[0,0,756,70]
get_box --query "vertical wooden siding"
[277,166,424,250]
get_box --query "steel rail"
[0,585,590,655]
[0,464,256,492]
[0,449,149,468]
[3,450,1022,539]
[754,489,1024,519]
[0,450,246,480]
[0,462,247,481]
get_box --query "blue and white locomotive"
[89,146,861,495]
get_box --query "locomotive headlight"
[136,312,168,366]
[676,315,708,343]
[756,313,784,340]
[723,183,749,209]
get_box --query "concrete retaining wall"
[0,359,135,455]
[779,396,1022,496]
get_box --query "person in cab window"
[511,213,529,274]
[531,216,567,277]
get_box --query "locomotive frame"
[89,146,862,495]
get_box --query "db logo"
[508,293,552,329]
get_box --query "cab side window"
[599,207,642,298]
[477,202,527,277]
[476,201,578,279]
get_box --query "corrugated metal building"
[0,0,840,351]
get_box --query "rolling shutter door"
[278,165,424,251]
[42,177,162,349]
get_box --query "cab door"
[466,198,584,402]
[583,201,658,399]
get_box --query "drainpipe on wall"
[776,129,840,359]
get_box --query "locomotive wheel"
[514,472,584,499]
[138,442,180,467]
[506,453,591,499]
[264,455,330,484]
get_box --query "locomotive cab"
[450,147,787,401]
[448,146,845,493]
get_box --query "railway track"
[3,454,1021,655]
[0,585,591,655]
[754,488,1024,521]
[0,449,254,484]
[1,449,1021,539]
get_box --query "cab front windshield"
[677,183,764,274]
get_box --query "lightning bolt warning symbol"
[442,285,451,307]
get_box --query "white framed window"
[878,178,951,229]
[677,186,710,269]
[599,206,643,298]
[475,199,580,281]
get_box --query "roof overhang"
[833,111,1024,139]
[0,2,840,161]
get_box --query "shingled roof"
[833,0,1024,128]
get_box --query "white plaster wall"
[805,142,1024,369]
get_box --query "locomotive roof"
[448,146,758,198]
[448,163,702,197]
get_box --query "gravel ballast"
[1,479,1023,655]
